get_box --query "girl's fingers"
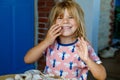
[49,24,61,33]
[47,21,64,39]
[46,26,62,40]
[54,26,62,34]
[54,31,62,38]
[50,20,64,32]
[50,23,58,28]
[50,24,63,35]
[80,37,86,45]
[77,37,87,50]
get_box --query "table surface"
[0,74,15,80]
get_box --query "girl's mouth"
[62,26,72,29]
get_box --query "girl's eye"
[69,16,73,19]
[57,17,63,19]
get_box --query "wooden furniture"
[0,74,15,80]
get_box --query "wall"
[77,0,114,51]
[37,0,55,71]
[98,0,113,50]
[76,0,100,52]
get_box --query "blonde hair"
[48,0,87,40]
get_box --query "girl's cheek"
[56,19,63,24]
[55,21,58,24]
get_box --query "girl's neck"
[58,36,77,44]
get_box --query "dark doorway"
[113,0,120,46]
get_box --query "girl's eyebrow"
[58,14,63,17]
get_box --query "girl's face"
[55,9,78,38]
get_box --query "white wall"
[76,0,100,53]
[98,0,111,50]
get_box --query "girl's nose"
[63,18,69,24]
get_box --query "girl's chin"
[60,34,73,37]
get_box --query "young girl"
[24,0,106,79]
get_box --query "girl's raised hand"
[76,37,89,62]
[44,24,62,45]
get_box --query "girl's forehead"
[57,9,72,16]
